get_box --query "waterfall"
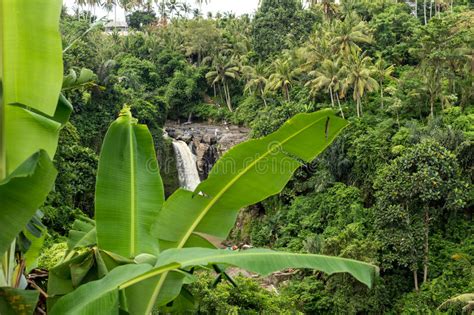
[172,140,201,191]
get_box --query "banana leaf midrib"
[129,120,137,257]
[176,115,331,248]
[119,264,179,290]
[168,251,378,269]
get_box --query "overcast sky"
[64,0,260,22]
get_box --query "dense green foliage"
[37,0,474,313]
[189,271,298,314]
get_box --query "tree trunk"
[284,84,290,102]
[260,87,268,107]
[329,86,335,108]
[356,95,362,118]
[423,207,430,284]
[224,82,233,112]
[415,0,418,18]
[429,0,432,19]
[413,270,419,291]
[423,0,427,24]
[380,80,384,109]
[356,96,361,117]
[336,93,345,119]
[218,84,224,105]
[430,94,435,118]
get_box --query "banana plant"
[0,0,67,313]
[48,107,379,314]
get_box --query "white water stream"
[172,140,201,191]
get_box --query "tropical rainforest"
[0,0,473,314]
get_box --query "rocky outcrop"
[165,122,250,179]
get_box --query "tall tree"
[301,24,333,71]
[373,54,395,109]
[206,55,240,112]
[181,19,222,65]
[374,141,468,289]
[251,0,316,59]
[342,51,378,117]
[243,63,269,107]
[332,12,372,56]
[305,57,346,118]
[266,58,298,102]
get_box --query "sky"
[64,0,260,22]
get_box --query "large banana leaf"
[0,0,64,262]
[49,264,155,315]
[153,109,348,250]
[0,151,57,255]
[95,107,164,258]
[0,0,63,174]
[0,0,62,116]
[5,106,61,174]
[153,248,378,285]
[4,94,72,174]
[50,248,378,315]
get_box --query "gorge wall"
[157,122,250,196]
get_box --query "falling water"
[172,140,201,191]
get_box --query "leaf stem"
[118,264,179,290]
[0,0,5,180]
[0,81,5,180]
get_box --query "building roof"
[105,20,128,28]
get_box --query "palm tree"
[75,0,88,8]
[102,0,116,21]
[421,65,441,118]
[75,0,99,22]
[166,0,182,19]
[332,13,372,56]
[181,3,192,18]
[97,59,117,86]
[266,59,298,102]
[301,25,333,71]
[309,0,339,19]
[305,57,346,118]
[155,0,169,23]
[342,51,379,117]
[242,63,269,107]
[192,8,203,18]
[206,55,240,112]
[374,55,396,109]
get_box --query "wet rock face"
[165,122,250,179]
